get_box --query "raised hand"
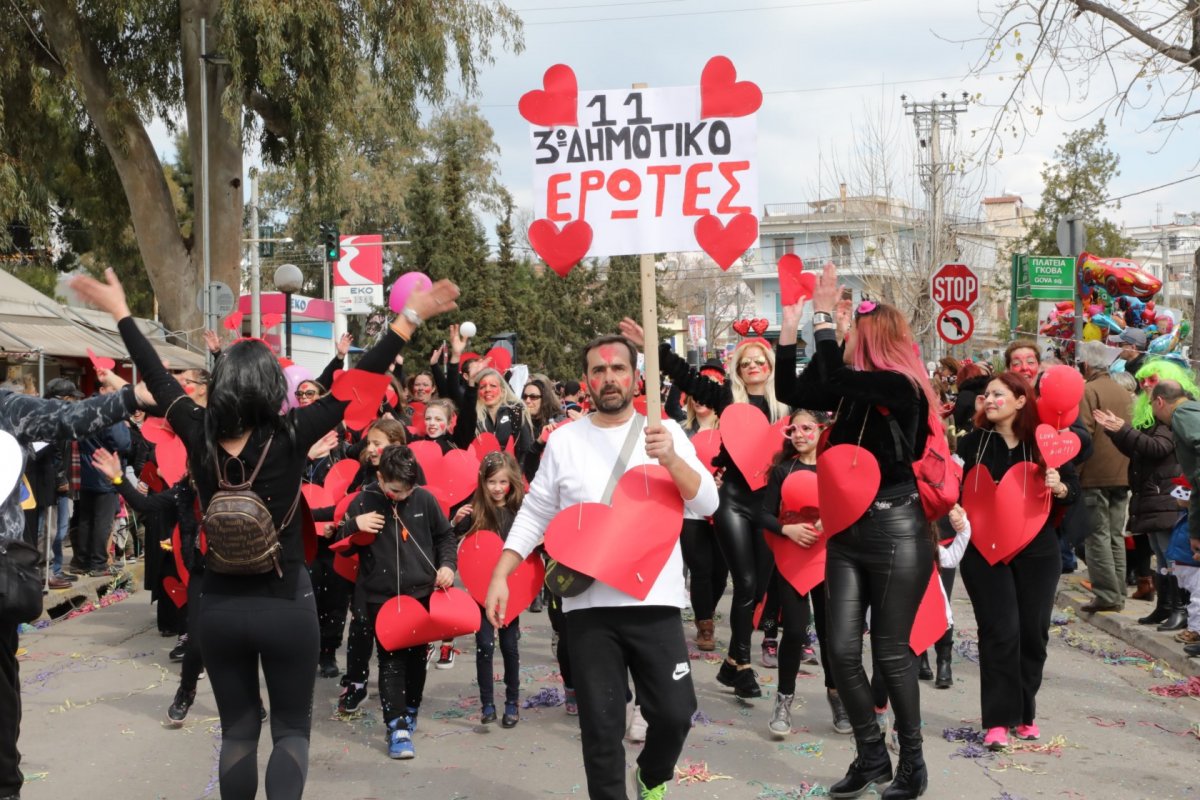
[336,333,353,358]
[203,329,221,354]
[90,447,123,481]
[812,261,840,314]
[618,317,645,348]
[403,279,460,322]
[69,268,131,321]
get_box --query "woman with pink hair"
[776,264,940,800]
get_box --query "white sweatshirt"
[504,413,719,612]
[937,518,973,626]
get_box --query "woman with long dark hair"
[71,268,459,800]
[956,371,1078,751]
[775,264,939,800]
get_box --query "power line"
[524,0,876,25]
[514,0,683,11]
[1102,174,1200,205]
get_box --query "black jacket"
[344,482,456,606]
[952,375,990,436]
[1104,420,1181,534]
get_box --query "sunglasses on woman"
[521,392,541,400]
[295,389,319,399]
[738,357,769,370]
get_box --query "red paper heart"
[518,64,578,127]
[780,470,818,515]
[330,530,376,554]
[816,445,882,536]
[154,435,188,487]
[719,404,789,490]
[375,588,481,652]
[408,440,443,469]
[333,491,360,526]
[1035,424,1081,469]
[332,369,391,432]
[544,465,685,600]
[528,219,593,277]
[632,396,668,419]
[469,433,503,461]
[261,313,283,331]
[333,552,359,582]
[691,429,722,474]
[87,346,116,373]
[750,318,768,336]
[699,55,763,119]
[777,254,817,305]
[962,462,1049,565]
[1036,396,1079,428]
[485,347,513,373]
[458,530,546,620]
[222,311,243,332]
[694,213,759,271]
[909,572,948,655]
[163,576,188,609]
[301,483,333,511]
[140,417,177,446]
[764,529,827,596]
[413,448,480,514]
[732,319,751,337]
[324,459,360,502]
[407,401,428,438]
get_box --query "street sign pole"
[1058,215,1086,365]
[1010,253,1021,336]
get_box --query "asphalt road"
[13,580,1200,800]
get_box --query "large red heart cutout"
[154,436,188,487]
[323,459,360,502]
[333,552,359,582]
[417,449,480,514]
[141,417,177,446]
[375,588,481,652]
[1035,424,1081,469]
[332,369,391,432]
[699,55,763,119]
[732,319,751,337]
[518,64,578,127]
[962,462,1049,565]
[909,572,948,656]
[719,404,788,490]
[691,429,722,474]
[694,213,759,271]
[333,491,360,526]
[330,530,376,554]
[171,524,189,584]
[780,470,818,515]
[1036,396,1079,429]
[485,347,513,373]
[816,445,882,536]
[470,433,501,460]
[544,465,684,600]
[457,530,546,621]
[87,346,116,373]
[528,219,593,277]
[301,483,333,511]
[222,311,243,332]
[764,530,826,596]
[407,401,427,438]
[777,254,817,305]
[163,576,188,609]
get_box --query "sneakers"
[387,721,414,760]
[502,702,520,728]
[801,646,819,665]
[165,687,195,728]
[827,689,852,735]
[717,659,762,698]
[626,702,647,743]
[769,692,793,738]
[761,638,779,668]
[168,634,188,662]
[564,688,578,716]
[983,726,1010,750]
[632,768,667,800]
[480,704,497,725]
[338,682,368,714]
[318,651,340,679]
[435,643,457,669]
[405,706,420,733]
[1013,722,1040,740]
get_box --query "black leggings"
[760,572,781,639]
[180,561,206,694]
[309,553,351,654]
[547,594,573,689]
[712,479,773,664]
[197,571,319,800]
[366,601,431,726]
[679,518,728,621]
[475,608,520,707]
[776,577,835,694]
[825,500,932,750]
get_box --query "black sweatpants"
[960,525,1061,729]
[179,562,206,694]
[0,621,21,798]
[547,594,572,689]
[366,601,431,726]
[567,605,697,798]
[309,552,351,655]
[76,490,120,572]
[679,518,728,621]
[197,571,319,800]
[343,606,375,687]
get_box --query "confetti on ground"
[1136,720,1200,739]
[1085,715,1125,728]
[674,760,731,785]
[943,726,984,744]
[691,709,714,726]
[523,686,565,708]
[777,740,823,756]
[21,772,49,784]
[951,742,995,760]
[542,784,580,795]
[748,779,829,798]
[1009,734,1071,757]
[1149,676,1200,698]
[430,707,470,720]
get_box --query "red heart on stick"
[323,459,360,503]
[163,576,188,609]
[87,347,116,373]
[222,311,243,332]
[962,462,1049,565]
[909,572,948,656]
[544,465,685,600]
[1035,424,1081,469]
[691,429,722,474]
[485,346,513,373]
[332,369,391,432]
[719,404,789,490]
[699,55,763,119]
[458,530,546,620]
[777,254,817,305]
[518,64,578,127]
[764,529,827,596]
[816,445,882,536]
[261,313,283,331]
[731,319,751,337]
[694,213,759,271]
[375,588,481,652]
[528,219,593,277]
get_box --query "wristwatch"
[812,311,834,326]
[401,307,423,327]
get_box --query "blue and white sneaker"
[387,719,414,760]
[405,706,420,733]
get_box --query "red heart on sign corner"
[518,64,579,127]
[909,572,948,656]
[750,318,768,336]
[732,319,751,337]
[87,347,116,373]
[162,576,188,609]
[1035,424,1081,469]
[375,588,481,652]
[222,311,244,332]
[699,55,763,119]
[718,404,789,491]
[457,530,546,621]
[777,254,816,305]
[261,313,283,331]
[544,465,685,600]
[816,444,882,536]
[528,219,593,277]
[694,213,759,271]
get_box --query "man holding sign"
[485,335,718,800]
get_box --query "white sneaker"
[626,703,648,743]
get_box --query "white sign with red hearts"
[523,57,761,275]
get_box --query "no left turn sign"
[936,307,974,346]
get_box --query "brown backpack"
[203,434,300,578]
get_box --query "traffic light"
[321,223,340,262]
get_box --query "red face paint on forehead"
[597,344,622,364]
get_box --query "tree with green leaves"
[0,2,521,339]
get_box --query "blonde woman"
[458,368,534,471]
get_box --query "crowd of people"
[1,261,1199,800]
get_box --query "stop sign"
[931,264,979,310]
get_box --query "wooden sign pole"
[632,82,662,423]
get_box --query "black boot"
[933,626,953,689]
[882,737,928,800]
[829,737,892,799]
[916,652,933,680]
[318,650,340,678]
[1138,574,1169,625]
[1158,576,1188,632]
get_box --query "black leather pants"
[712,478,773,664]
[825,498,932,746]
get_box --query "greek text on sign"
[524,58,761,272]
[333,234,384,314]
[931,264,979,310]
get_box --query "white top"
[505,413,720,612]
[937,519,973,626]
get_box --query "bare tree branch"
[1072,0,1193,64]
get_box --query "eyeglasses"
[738,358,769,370]
[295,389,319,399]
[783,423,821,438]
[522,392,542,400]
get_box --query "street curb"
[41,561,145,622]
[1056,574,1200,679]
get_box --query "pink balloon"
[389,272,433,313]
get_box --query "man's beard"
[591,384,632,413]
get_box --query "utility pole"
[902,92,969,355]
[249,169,261,338]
